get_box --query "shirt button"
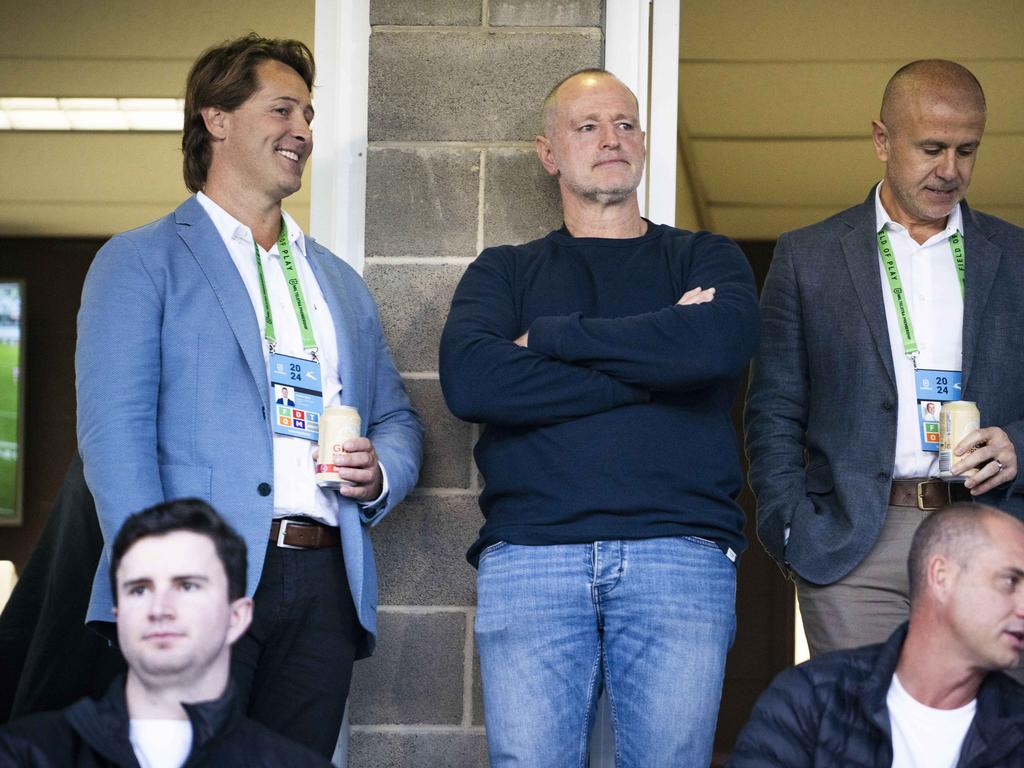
[257,482,272,497]
[877,472,889,483]
[882,401,894,411]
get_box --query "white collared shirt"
[196,192,383,524]
[874,182,965,479]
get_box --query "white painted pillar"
[310,0,371,274]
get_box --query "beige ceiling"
[0,1,313,237]
[676,0,1024,240]
[5,1,1020,242]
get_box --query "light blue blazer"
[76,197,422,655]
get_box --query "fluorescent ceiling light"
[0,97,185,131]
[8,110,70,130]
[67,110,130,130]
[1,98,60,110]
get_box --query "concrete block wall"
[350,2,603,764]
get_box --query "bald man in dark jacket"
[729,506,1024,768]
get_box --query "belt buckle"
[276,519,304,550]
[916,481,942,512]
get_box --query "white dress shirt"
[196,192,385,524]
[874,183,964,480]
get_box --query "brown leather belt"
[269,519,341,549]
[889,479,972,511]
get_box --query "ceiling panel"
[0,131,311,236]
[689,138,879,207]
[1,0,315,236]
[0,60,192,99]
[690,134,1021,207]
[679,0,1024,61]
[677,1,1024,240]
[708,206,855,241]
[680,61,1024,138]
[957,135,1024,204]
[3,1,314,60]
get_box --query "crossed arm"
[439,235,759,428]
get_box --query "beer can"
[315,406,362,488]
[938,401,980,478]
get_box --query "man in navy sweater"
[439,69,759,767]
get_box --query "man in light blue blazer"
[75,35,422,757]
[746,60,1024,659]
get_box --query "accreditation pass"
[270,353,323,441]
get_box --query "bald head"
[880,60,986,132]
[542,69,639,136]
[907,504,1014,602]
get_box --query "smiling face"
[873,92,985,239]
[115,531,250,688]
[943,517,1024,672]
[204,59,314,207]
[535,73,645,207]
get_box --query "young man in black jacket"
[0,499,329,767]
[730,504,1024,768]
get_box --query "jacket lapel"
[174,198,269,406]
[305,238,365,412]
[840,193,897,389]
[959,201,1001,390]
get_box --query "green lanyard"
[877,228,965,365]
[254,219,318,355]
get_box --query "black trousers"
[231,539,361,758]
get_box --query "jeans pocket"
[475,542,511,634]
[682,535,736,567]
[683,535,721,551]
[477,540,507,565]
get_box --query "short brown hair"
[182,33,315,193]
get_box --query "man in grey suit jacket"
[745,59,1024,656]
[75,35,422,757]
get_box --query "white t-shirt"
[129,719,193,768]
[887,673,976,768]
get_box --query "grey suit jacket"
[744,191,1024,584]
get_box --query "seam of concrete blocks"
[372,26,602,36]
[358,5,603,758]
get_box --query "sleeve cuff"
[358,461,390,513]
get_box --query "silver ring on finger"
[995,459,1005,473]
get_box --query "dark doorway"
[0,238,101,570]
[713,239,794,760]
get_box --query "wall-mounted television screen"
[0,281,24,525]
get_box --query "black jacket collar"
[855,623,1024,767]
[64,674,243,766]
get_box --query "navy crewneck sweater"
[440,223,759,565]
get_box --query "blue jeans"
[475,536,736,768]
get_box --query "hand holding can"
[315,406,362,488]
[938,401,980,479]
